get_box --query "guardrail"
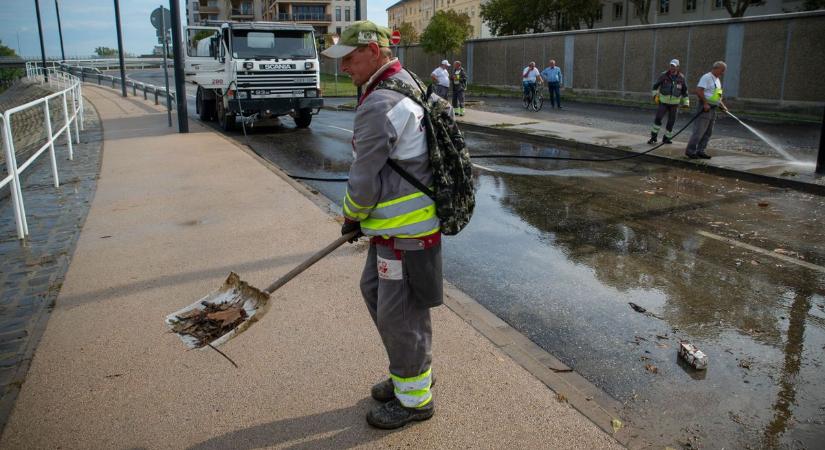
[28,60,177,108]
[2,66,84,240]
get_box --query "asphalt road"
[127,70,825,449]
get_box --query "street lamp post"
[169,0,189,133]
[34,0,48,82]
[114,0,128,97]
[55,0,66,61]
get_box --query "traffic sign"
[150,7,172,31]
[391,30,401,46]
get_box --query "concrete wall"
[367,11,825,111]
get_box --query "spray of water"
[725,111,798,162]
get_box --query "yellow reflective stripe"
[395,390,432,408]
[375,190,430,209]
[390,368,432,384]
[343,202,368,220]
[708,87,723,104]
[345,191,370,210]
[398,226,440,238]
[362,205,436,231]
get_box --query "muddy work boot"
[662,136,673,144]
[647,132,658,145]
[366,398,435,429]
[371,376,436,402]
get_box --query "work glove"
[341,219,363,243]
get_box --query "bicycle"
[522,83,544,112]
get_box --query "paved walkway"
[0,85,622,449]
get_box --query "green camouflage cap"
[321,21,391,58]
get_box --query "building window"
[659,0,669,14]
[336,6,341,21]
[293,5,325,21]
[192,1,199,11]
[613,2,623,20]
[595,6,603,22]
[345,7,351,21]
[713,0,724,8]
[336,26,342,35]
[685,0,697,11]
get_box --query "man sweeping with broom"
[321,21,442,430]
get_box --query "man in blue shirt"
[541,60,563,109]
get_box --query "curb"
[458,121,825,196]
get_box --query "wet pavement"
[211,108,825,449]
[0,100,103,433]
[471,97,821,162]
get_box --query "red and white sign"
[391,30,401,46]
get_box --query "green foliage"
[630,0,652,24]
[420,10,473,59]
[480,0,603,35]
[722,0,757,17]
[0,40,23,85]
[94,46,119,57]
[397,22,419,46]
[803,0,825,10]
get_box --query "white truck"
[185,21,323,130]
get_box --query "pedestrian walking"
[540,59,563,109]
[686,61,728,159]
[648,59,689,145]
[431,59,451,99]
[522,61,542,102]
[452,60,468,116]
[322,20,442,430]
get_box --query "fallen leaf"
[757,202,769,207]
[611,418,624,433]
[556,393,567,403]
[656,342,670,349]
[207,306,245,327]
[645,364,659,374]
[643,190,656,195]
[100,235,112,239]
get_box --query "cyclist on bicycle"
[522,62,542,102]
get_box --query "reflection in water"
[764,284,812,447]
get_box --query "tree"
[397,22,419,46]
[722,0,757,17]
[630,0,652,24]
[420,10,473,59]
[0,40,23,85]
[94,46,119,57]
[480,0,602,35]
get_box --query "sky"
[0,0,394,59]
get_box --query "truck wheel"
[197,88,215,121]
[216,99,235,131]
[293,108,312,128]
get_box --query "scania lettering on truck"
[185,22,322,130]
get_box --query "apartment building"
[187,0,366,36]
[587,0,805,29]
[386,0,492,40]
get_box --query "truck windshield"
[232,30,316,60]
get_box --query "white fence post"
[42,100,60,188]
[62,92,74,160]
[71,85,81,140]
[2,115,29,239]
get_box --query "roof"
[386,0,410,11]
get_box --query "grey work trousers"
[652,103,678,137]
[360,242,442,379]
[686,105,717,155]
[433,85,449,100]
[452,88,465,108]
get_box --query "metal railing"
[2,65,84,239]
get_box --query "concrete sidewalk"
[457,108,825,194]
[0,85,622,449]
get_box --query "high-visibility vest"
[708,87,723,105]
[344,190,440,238]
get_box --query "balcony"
[231,8,255,17]
[277,13,332,23]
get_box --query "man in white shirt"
[522,61,542,101]
[686,61,728,159]
[430,60,451,99]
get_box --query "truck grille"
[237,70,318,93]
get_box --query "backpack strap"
[376,70,437,201]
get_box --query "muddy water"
[450,133,825,448]
[243,112,825,448]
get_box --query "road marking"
[696,230,825,274]
[326,125,353,133]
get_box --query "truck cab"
[185,21,323,130]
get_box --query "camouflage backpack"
[376,69,475,236]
